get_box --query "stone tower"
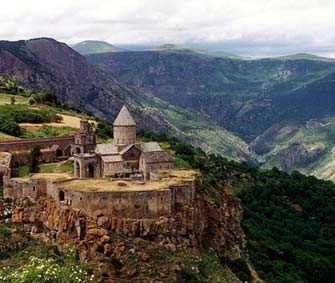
[72,120,97,154]
[113,105,136,146]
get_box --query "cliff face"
[10,183,245,261]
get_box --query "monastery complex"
[1,106,199,219]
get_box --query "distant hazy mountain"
[150,43,208,55]
[149,43,242,59]
[272,53,335,62]
[72,40,125,55]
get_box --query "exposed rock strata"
[10,186,246,261]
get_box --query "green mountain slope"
[0,39,255,163]
[87,50,335,179]
[72,40,125,54]
[273,53,335,62]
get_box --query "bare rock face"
[10,182,246,261]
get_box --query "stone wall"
[6,175,197,219]
[73,155,101,178]
[113,125,136,146]
[10,150,66,168]
[141,158,174,180]
[10,177,247,261]
[4,178,47,201]
[0,136,74,153]
[59,188,172,219]
[51,179,196,219]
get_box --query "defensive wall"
[0,136,74,153]
[4,171,199,219]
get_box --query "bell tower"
[72,120,97,154]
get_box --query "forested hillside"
[140,131,335,283]
[87,49,335,179]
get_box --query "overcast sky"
[1,0,335,57]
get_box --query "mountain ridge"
[86,48,335,179]
[72,40,125,54]
[0,37,255,163]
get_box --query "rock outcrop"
[10,183,246,262]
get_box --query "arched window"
[87,163,95,178]
[56,148,63,157]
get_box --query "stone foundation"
[4,172,198,219]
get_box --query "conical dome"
[113,105,136,126]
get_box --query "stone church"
[72,106,173,180]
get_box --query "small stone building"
[73,105,173,180]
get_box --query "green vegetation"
[253,117,335,180]
[0,76,65,138]
[72,40,125,55]
[0,104,62,124]
[0,226,93,283]
[240,170,335,283]
[95,119,113,140]
[0,104,62,137]
[2,127,335,282]
[17,160,73,177]
[134,92,255,162]
[39,160,73,174]
[17,166,29,177]
[101,233,241,282]
[87,48,335,177]
[0,252,94,282]
[0,93,29,105]
[28,145,41,173]
[0,75,25,95]
[21,125,76,139]
[140,131,335,282]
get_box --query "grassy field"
[0,132,20,142]
[20,125,77,138]
[17,160,74,177]
[0,93,29,105]
[0,91,97,141]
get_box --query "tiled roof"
[137,142,162,152]
[101,155,123,162]
[141,151,173,163]
[113,105,136,126]
[95,144,119,155]
[119,144,135,155]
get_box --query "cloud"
[0,0,335,56]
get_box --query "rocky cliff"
[7,180,246,281]
[8,179,246,281]
[11,190,245,257]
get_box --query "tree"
[96,119,113,140]
[28,145,41,173]
[10,96,15,105]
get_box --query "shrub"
[28,145,41,173]
[0,249,94,282]
[96,119,113,140]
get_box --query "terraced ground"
[0,91,95,142]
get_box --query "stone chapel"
[72,105,174,180]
